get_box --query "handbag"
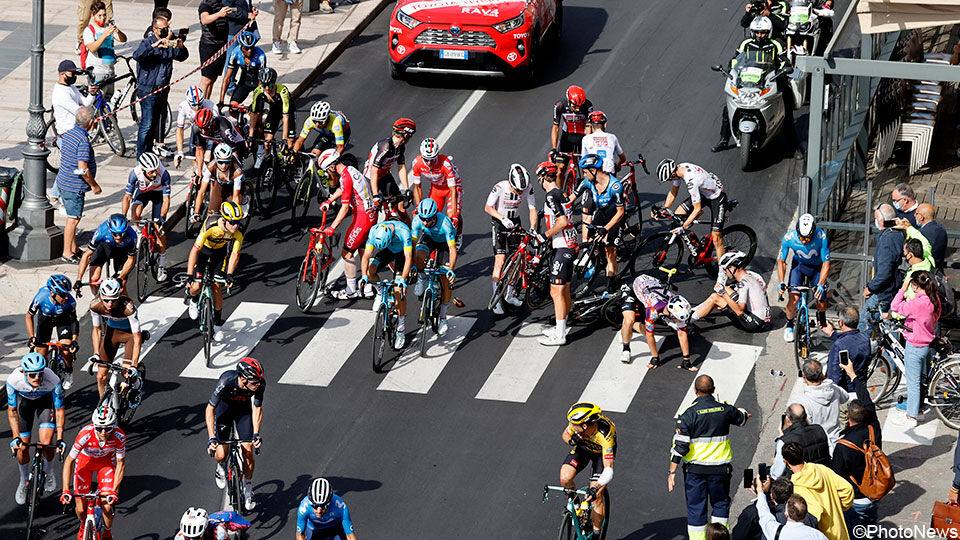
[931,501,960,537]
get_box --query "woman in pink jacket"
[890,270,940,427]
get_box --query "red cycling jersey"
[410,154,462,216]
[70,424,127,463]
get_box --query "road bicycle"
[31,340,70,381]
[251,137,296,215]
[291,152,332,226]
[71,491,111,540]
[543,485,610,540]
[568,289,624,329]
[780,284,816,371]
[187,269,230,368]
[40,108,62,173]
[213,428,259,515]
[131,218,164,303]
[16,442,60,540]
[295,204,341,312]
[87,355,146,428]
[220,103,251,136]
[371,279,405,373]
[416,258,451,357]
[184,172,208,238]
[488,228,552,311]
[78,69,124,157]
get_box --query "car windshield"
[732,52,773,88]
[789,0,812,23]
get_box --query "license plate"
[440,49,467,60]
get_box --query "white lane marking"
[180,302,287,379]
[475,322,560,403]
[278,309,376,387]
[674,342,762,417]
[80,296,187,370]
[578,334,663,413]
[880,376,938,445]
[435,89,486,149]
[378,316,476,394]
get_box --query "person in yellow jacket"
[782,441,854,540]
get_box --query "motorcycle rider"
[740,0,788,39]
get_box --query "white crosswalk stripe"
[180,302,287,379]
[79,296,187,371]
[578,335,663,413]
[475,322,560,403]
[278,309,376,387]
[674,342,762,417]
[378,316,476,394]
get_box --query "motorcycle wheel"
[739,131,753,171]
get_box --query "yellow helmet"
[567,402,601,425]
[220,201,244,222]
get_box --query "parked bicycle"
[371,279,404,373]
[488,228,552,311]
[295,204,341,312]
[78,67,124,157]
[87,355,146,428]
[131,218,164,303]
[16,442,62,540]
[542,485,610,540]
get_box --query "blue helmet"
[106,213,128,235]
[368,224,392,250]
[417,198,438,220]
[21,352,46,373]
[238,31,258,48]
[47,274,72,296]
[578,153,603,170]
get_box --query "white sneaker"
[243,483,256,510]
[891,412,919,428]
[44,469,56,493]
[414,276,427,297]
[214,327,224,342]
[156,266,168,282]
[394,329,406,349]
[15,481,27,505]
[505,290,523,307]
[363,283,375,298]
[543,326,570,338]
[62,372,73,390]
[783,326,795,342]
[492,301,505,315]
[288,40,301,54]
[620,350,632,364]
[271,41,282,54]
[372,294,383,313]
[188,299,199,320]
[538,333,566,346]
[215,463,226,489]
[437,318,448,337]
[332,288,361,300]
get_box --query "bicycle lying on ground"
[543,484,610,540]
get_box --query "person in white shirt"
[691,250,770,333]
[580,111,625,174]
[50,60,99,203]
[81,2,127,101]
[754,482,828,540]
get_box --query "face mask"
[64,74,77,85]
[874,219,882,231]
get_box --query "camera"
[748,0,767,15]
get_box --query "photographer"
[740,0,788,39]
[81,1,127,101]
[133,15,189,157]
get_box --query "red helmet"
[566,85,586,107]
[536,161,557,177]
[588,110,607,124]
[236,357,264,381]
[195,108,214,129]
[392,117,417,135]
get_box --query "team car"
[388,0,562,80]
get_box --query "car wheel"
[389,62,405,81]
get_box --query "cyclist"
[75,213,137,296]
[484,164,538,315]
[691,251,770,333]
[776,213,830,341]
[25,275,80,389]
[411,137,463,235]
[561,402,615,540]
[219,30,266,114]
[293,100,351,155]
[193,143,245,225]
[576,153,625,296]
[177,507,251,539]
[191,108,247,171]
[411,198,458,337]
[538,163,578,346]
[360,221,414,349]
[655,159,728,261]
[121,152,171,282]
[580,111,626,175]
[89,279,144,399]
[619,273,694,369]
[296,477,358,540]
[364,117,416,216]
[206,357,265,512]
[551,85,593,155]
[174,85,218,167]
[7,352,65,503]
[186,202,245,335]
[248,67,295,167]
[317,149,376,301]
[61,403,126,540]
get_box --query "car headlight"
[493,13,524,33]
[396,8,421,29]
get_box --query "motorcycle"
[784,0,833,105]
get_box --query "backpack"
[836,424,895,500]
[79,24,96,69]
[934,269,956,319]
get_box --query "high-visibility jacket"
[672,395,749,474]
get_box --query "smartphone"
[839,349,850,366]
[883,219,897,228]
[781,413,786,427]
[759,463,769,482]
[178,28,189,41]
[743,468,754,489]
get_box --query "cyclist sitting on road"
[89,279,144,399]
[619,273,694,369]
[194,143,245,225]
[538,164,579,347]
[121,152,171,282]
[364,118,416,219]
[191,108,247,173]
[561,402,615,540]
[297,477,358,540]
[484,164,539,315]
[186,202,245,336]
[361,221,414,349]
[293,100,351,155]
[655,159,728,261]
[776,213,830,342]
[411,137,463,236]
[580,111,626,175]
[411,198,458,337]
[177,507,251,540]
[75,213,137,296]
[206,357,265,512]
[219,31,266,115]
[7,352,66,504]
[575,153,625,296]
[248,67,295,167]
[26,275,80,389]
[61,403,126,540]
[175,85,218,167]
[691,251,770,333]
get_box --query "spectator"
[796,358,850,452]
[902,237,932,282]
[732,477,819,540]
[56,107,102,264]
[708,523,732,540]
[81,1,127,101]
[755,490,828,540]
[915,203,947,270]
[272,0,303,54]
[143,7,171,37]
[772,404,831,480]
[51,60,98,134]
[859,204,904,335]
[891,182,919,226]
[820,306,871,393]
[198,0,232,99]
[831,361,881,537]
[76,0,113,52]
[894,218,935,280]
[133,15,189,157]
[890,270,941,428]
[783,442,854,540]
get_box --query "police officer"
[668,375,752,540]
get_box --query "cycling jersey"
[225,46,267,88]
[411,213,457,247]
[298,111,349,147]
[90,296,140,333]
[28,286,78,320]
[195,215,244,253]
[176,98,218,130]
[628,274,687,332]
[203,160,244,191]
[338,165,375,213]
[209,370,264,409]
[363,137,406,179]
[196,116,246,151]
[88,221,138,254]
[69,424,126,461]
[125,165,171,196]
[250,84,292,115]
[734,270,770,322]
[296,494,355,536]
[410,154,459,193]
[486,180,536,221]
[578,176,624,217]
[553,99,594,135]
[778,228,830,267]
[366,220,413,255]
[567,415,617,458]
[6,368,64,409]
[580,129,624,174]
[673,163,723,204]
[544,187,577,250]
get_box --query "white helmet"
[657,159,676,183]
[92,402,117,427]
[214,143,233,163]
[179,507,208,537]
[666,295,692,322]
[318,148,340,170]
[310,101,331,123]
[420,138,440,160]
[98,278,122,300]
[309,477,332,506]
[718,250,747,271]
[508,163,529,191]
[750,16,773,35]
[137,152,161,172]
[796,213,816,241]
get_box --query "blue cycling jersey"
[28,287,77,319]
[778,228,830,267]
[580,177,625,211]
[89,221,138,252]
[226,47,267,87]
[6,368,64,409]
[296,495,354,535]
[411,213,457,246]
[367,220,413,255]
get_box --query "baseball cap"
[58,60,78,73]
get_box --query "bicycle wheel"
[599,489,610,540]
[794,308,810,371]
[26,459,42,540]
[254,154,277,214]
[41,117,61,173]
[99,112,125,157]
[616,222,643,277]
[295,249,322,313]
[525,258,553,310]
[119,364,146,427]
[372,305,388,373]
[929,359,960,430]
[134,239,151,303]
[557,512,575,540]
[602,295,624,329]
[419,289,433,357]
[489,253,521,310]
[130,89,140,124]
[290,171,312,225]
[630,231,683,279]
[201,296,215,367]
[866,352,896,403]
[185,181,202,237]
[571,244,604,299]
[229,457,244,513]
[719,224,758,265]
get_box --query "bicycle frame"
[543,485,607,540]
[792,286,813,362]
[74,491,106,540]
[373,280,400,317]
[88,357,140,413]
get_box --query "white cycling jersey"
[673,163,723,204]
[734,270,770,322]
[581,129,623,174]
[176,99,218,130]
[485,180,536,221]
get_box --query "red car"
[388,0,562,80]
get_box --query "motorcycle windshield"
[789,0,811,23]
[733,54,773,88]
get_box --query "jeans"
[904,342,930,418]
[136,89,168,157]
[858,294,890,336]
[845,500,878,538]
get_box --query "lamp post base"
[7,204,63,261]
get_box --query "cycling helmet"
[368,224,392,250]
[185,85,204,107]
[588,110,607,124]
[578,153,603,170]
[393,117,417,135]
[47,274,73,296]
[179,507,208,538]
[106,213,128,235]
[236,357,264,381]
[137,151,161,172]
[566,85,586,108]
[420,138,440,161]
[258,67,277,86]
[195,108,214,129]
[567,402,602,425]
[92,402,117,428]
[536,161,557,177]
[98,278,122,300]
[310,101,330,123]
[214,143,234,163]
[508,163,529,191]
[796,213,816,241]
[238,31,258,48]
[20,352,46,373]
[417,198,438,220]
[309,478,332,506]
[718,250,747,271]
[318,148,340,171]
[750,16,773,38]
[656,158,677,183]
[220,201,244,222]
[666,295,692,322]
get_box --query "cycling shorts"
[550,247,575,285]
[416,237,450,258]
[303,523,347,540]
[310,132,337,152]
[563,445,614,483]
[14,393,55,437]
[491,220,520,256]
[678,191,727,233]
[34,313,77,343]
[195,246,230,279]
[370,249,405,274]
[726,309,767,333]
[230,83,256,106]
[131,189,165,220]
[73,457,116,495]
[557,132,584,154]
[429,187,462,218]
[262,110,296,140]
[789,261,822,289]
[214,400,254,441]
[344,210,375,252]
[89,243,132,273]
[99,326,135,363]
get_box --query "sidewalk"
[0,0,390,370]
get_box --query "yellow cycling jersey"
[298,113,347,145]
[194,214,244,254]
[568,415,617,458]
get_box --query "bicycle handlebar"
[542,484,590,502]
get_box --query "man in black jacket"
[916,203,947,271]
[859,204,905,335]
[771,404,831,480]
[732,477,819,540]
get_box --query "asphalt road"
[1,0,818,537]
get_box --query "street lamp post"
[8,0,63,260]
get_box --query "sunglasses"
[311,503,329,511]
[102,298,119,304]
[224,219,242,227]
[95,426,114,433]
[27,372,44,379]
